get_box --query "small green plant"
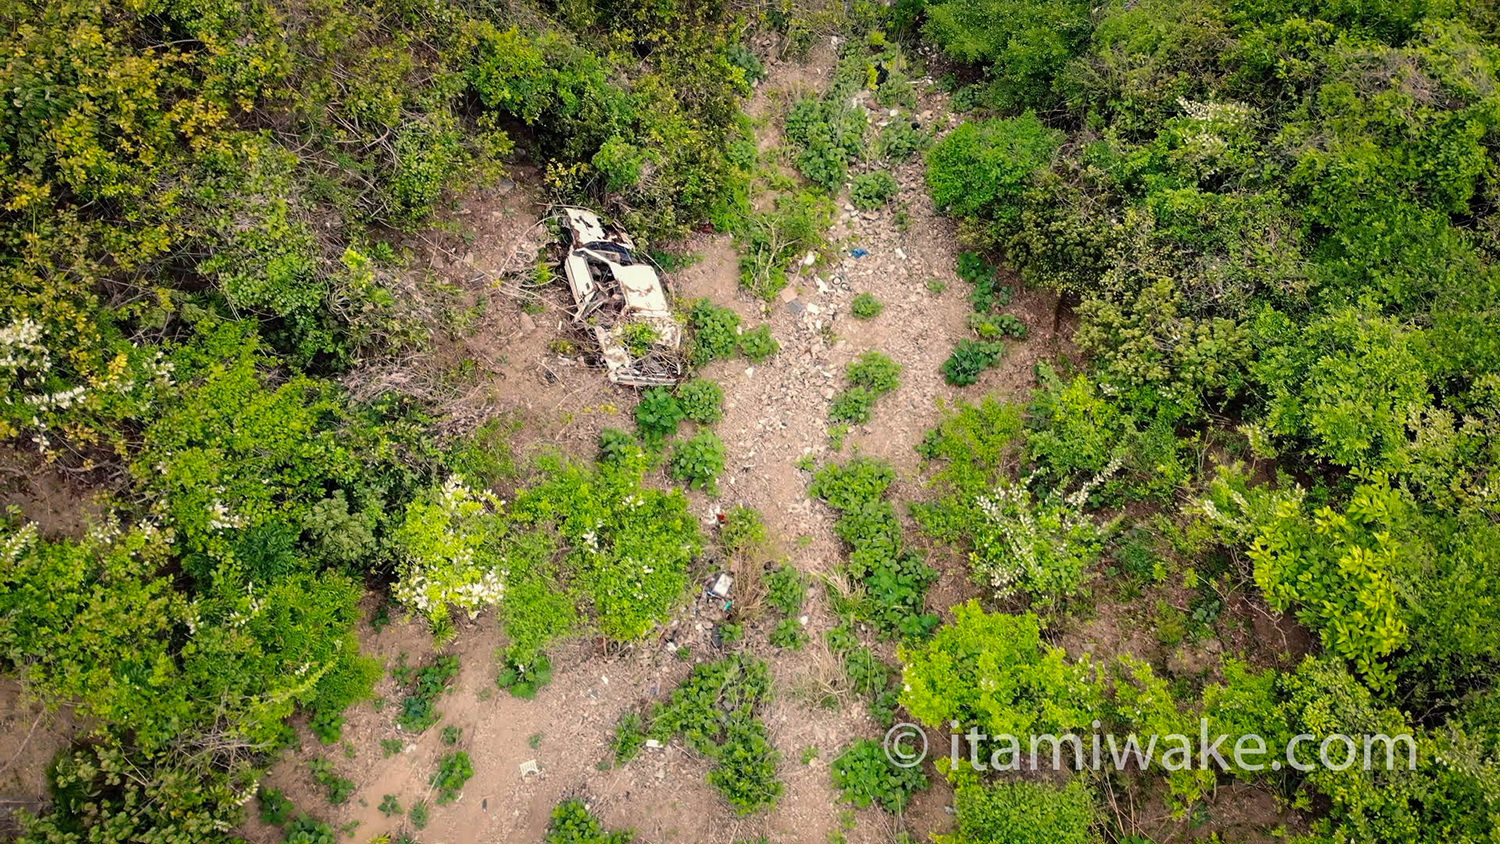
[613,711,647,764]
[646,655,783,814]
[621,321,660,357]
[258,787,294,826]
[598,427,643,464]
[395,655,460,733]
[379,795,402,817]
[969,312,1027,341]
[497,649,553,699]
[546,798,636,843]
[801,746,820,764]
[688,300,743,366]
[635,388,684,444]
[441,725,461,746]
[528,732,544,749]
[831,738,929,812]
[669,430,726,493]
[380,739,405,758]
[738,324,780,361]
[850,171,899,210]
[770,617,808,649]
[850,293,884,319]
[830,352,902,425]
[408,801,430,830]
[847,352,901,394]
[766,566,807,616]
[431,751,474,804]
[308,759,355,805]
[941,340,1004,387]
[677,379,725,425]
[876,120,931,161]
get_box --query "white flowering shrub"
[969,474,1109,607]
[393,475,507,627]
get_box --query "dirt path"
[250,46,1060,844]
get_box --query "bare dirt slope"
[251,44,1060,844]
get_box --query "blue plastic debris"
[849,248,869,258]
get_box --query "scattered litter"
[710,572,734,598]
[895,247,908,260]
[849,248,869,258]
[645,739,663,749]
[801,251,817,267]
[519,759,540,778]
[665,640,679,653]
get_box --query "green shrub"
[785,96,868,191]
[942,339,1004,386]
[850,171,899,210]
[379,795,402,817]
[927,115,1061,228]
[850,293,884,319]
[635,388,684,444]
[831,739,928,812]
[308,759,355,805]
[738,325,781,361]
[646,655,783,814]
[598,427,643,464]
[612,711,647,764]
[938,779,1098,844]
[969,312,1027,340]
[396,655,460,733]
[846,351,902,394]
[431,751,474,804]
[688,300,743,365]
[900,602,1103,744]
[496,649,554,699]
[669,430,727,493]
[546,798,636,843]
[736,192,833,299]
[676,379,725,425]
[877,120,932,161]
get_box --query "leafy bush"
[850,171,900,210]
[850,293,885,319]
[635,388,685,444]
[969,312,1027,341]
[687,300,743,365]
[392,476,506,630]
[785,96,868,191]
[669,430,727,493]
[938,779,1098,844]
[847,351,903,394]
[738,325,781,361]
[900,602,1102,743]
[811,458,938,639]
[431,751,474,804]
[877,120,932,161]
[735,191,834,299]
[645,655,783,814]
[676,379,725,425]
[927,114,1061,229]
[396,655,461,733]
[308,759,355,805]
[970,477,1107,607]
[546,798,636,843]
[942,339,1004,386]
[831,739,928,812]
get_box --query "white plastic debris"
[519,759,540,778]
[710,572,734,598]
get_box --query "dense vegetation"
[0,0,761,836]
[905,0,1500,839]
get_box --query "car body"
[558,207,684,387]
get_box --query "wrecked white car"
[558,207,684,387]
